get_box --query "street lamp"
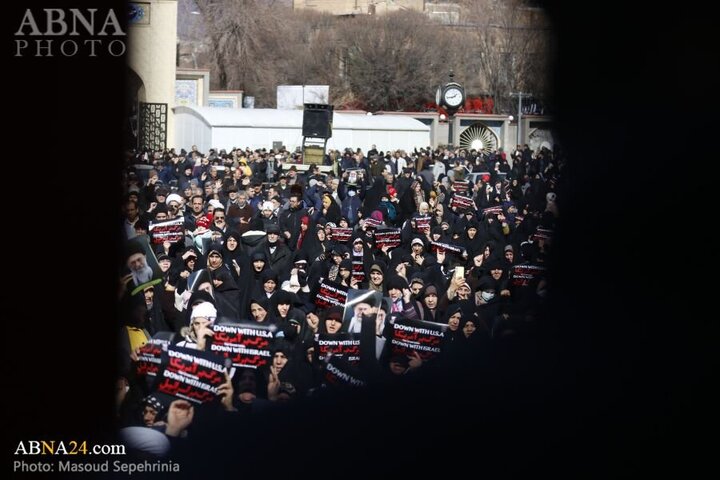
[509,92,532,147]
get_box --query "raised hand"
[217,372,236,412]
[408,351,423,369]
[165,400,194,437]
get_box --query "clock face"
[443,87,463,108]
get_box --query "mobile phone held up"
[454,266,464,279]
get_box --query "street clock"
[439,81,465,112]
[443,84,464,108]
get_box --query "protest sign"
[429,240,465,257]
[346,168,364,186]
[342,289,383,334]
[149,218,185,245]
[209,322,276,369]
[533,227,553,241]
[351,259,366,282]
[482,206,504,216]
[363,217,382,229]
[510,264,546,288]
[136,332,175,377]
[122,234,163,285]
[413,215,431,234]
[321,356,366,388]
[315,279,349,309]
[330,227,353,243]
[451,194,475,211]
[374,227,401,249]
[390,319,446,361]
[154,346,227,404]
[315,334,361,364]
[452,180,470,193]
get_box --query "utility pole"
[510,92,532,146]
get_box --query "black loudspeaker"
[302,104,333,138]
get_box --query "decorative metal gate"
[138,102,167,151]
[459,122,499,155]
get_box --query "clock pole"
[448,71,455,148]
[440,70,464,148]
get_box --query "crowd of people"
[116,142,563,456]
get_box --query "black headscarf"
[361,176,387,218]
[299,222,327,262]
[221,230,247,280]
[209,267,241,321]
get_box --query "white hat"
[190,302,217,323]
[411,238,424,247]
[208,199,224,210]
[166,193,183,205]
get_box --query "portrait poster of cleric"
[7,1,715,479]
[341,288,383,335]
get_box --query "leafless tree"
[186,1,552,113]
[276,11,342,91]
[192,3,454,110]
[336,11,454,111]
[459,0,553,114]
[194,0,293,105]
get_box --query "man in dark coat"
[279,193,308,250]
